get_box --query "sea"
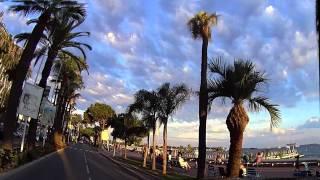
[297,144,320,159]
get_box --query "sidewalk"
[99,149,160,180]
[99,149,194,180]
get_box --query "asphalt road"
[0,144,139,180]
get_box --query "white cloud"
[264,5,275,16]
[105,32,116,43]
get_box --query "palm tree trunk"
[112,137,116,157]
[162,122,168,175]
[26,118,38,150]
[124,139,127,159]
[152,127,156,170]
[27,52,56,150]
[143,145,148,168]
[53,86,67,149]
[226,104,248,178]
[2,12,50,150]
[197,36,209,179]
[38,50,56,88]
[147,132,150,149]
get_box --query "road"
[0,144,142,180]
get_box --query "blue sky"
[0,0,319,148]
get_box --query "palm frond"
[209,57,227,77]
[9,1,44,16]
[187,11,218,39]
[33,45,48,66]
[26,18,38,25]
[248,97,281,130]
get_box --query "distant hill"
[297,144,320,158]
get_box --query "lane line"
[83,151,91,180]
[86,164,90,174]
[84,152,88,164]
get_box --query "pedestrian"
[168,150,172,168]
[239,163,247,177]
[150,147,153,161]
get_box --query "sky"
[0,0,319,148]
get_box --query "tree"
[110,113,147,159]
[208,58,281,177]
[70,114,82,126]
[186,144,193,154]
[83,103,115,147]
[83,103,116,129]
[51,56,86,148]
[187,11,218,178]
[18,15,91,150]
[128,90,160,170]
[3,0,86,150]
[157,83,189,175]
[79,127,94,140]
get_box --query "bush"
[0,148,17,171]
[0,144,56,172]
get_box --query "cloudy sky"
[0,0,319,148]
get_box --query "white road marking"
[84,152,92,180]
[84,152,88,164]
[86,164,90,174]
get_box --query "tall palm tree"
[3,0,86,150]
[128,90,160,170]
[187,11,218,178]
[208,58,281,178]
[157,83,189,175]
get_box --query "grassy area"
[114,156,194,180]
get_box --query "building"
[0,12,22,113]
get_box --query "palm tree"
[208,58,281,178]
[51,56,86,148]
[128,90,160,170]
[134,114,153,168]
[157,83,189,175]
[187,11,218,178]
[3,0,86,150]
[16,14,91,149]
[31,15,90,89]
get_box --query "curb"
[0,147,67,179]
[99,152,160,180]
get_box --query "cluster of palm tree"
[51,57,87,148]
[128,82,190,175]
[0,0,90,150]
